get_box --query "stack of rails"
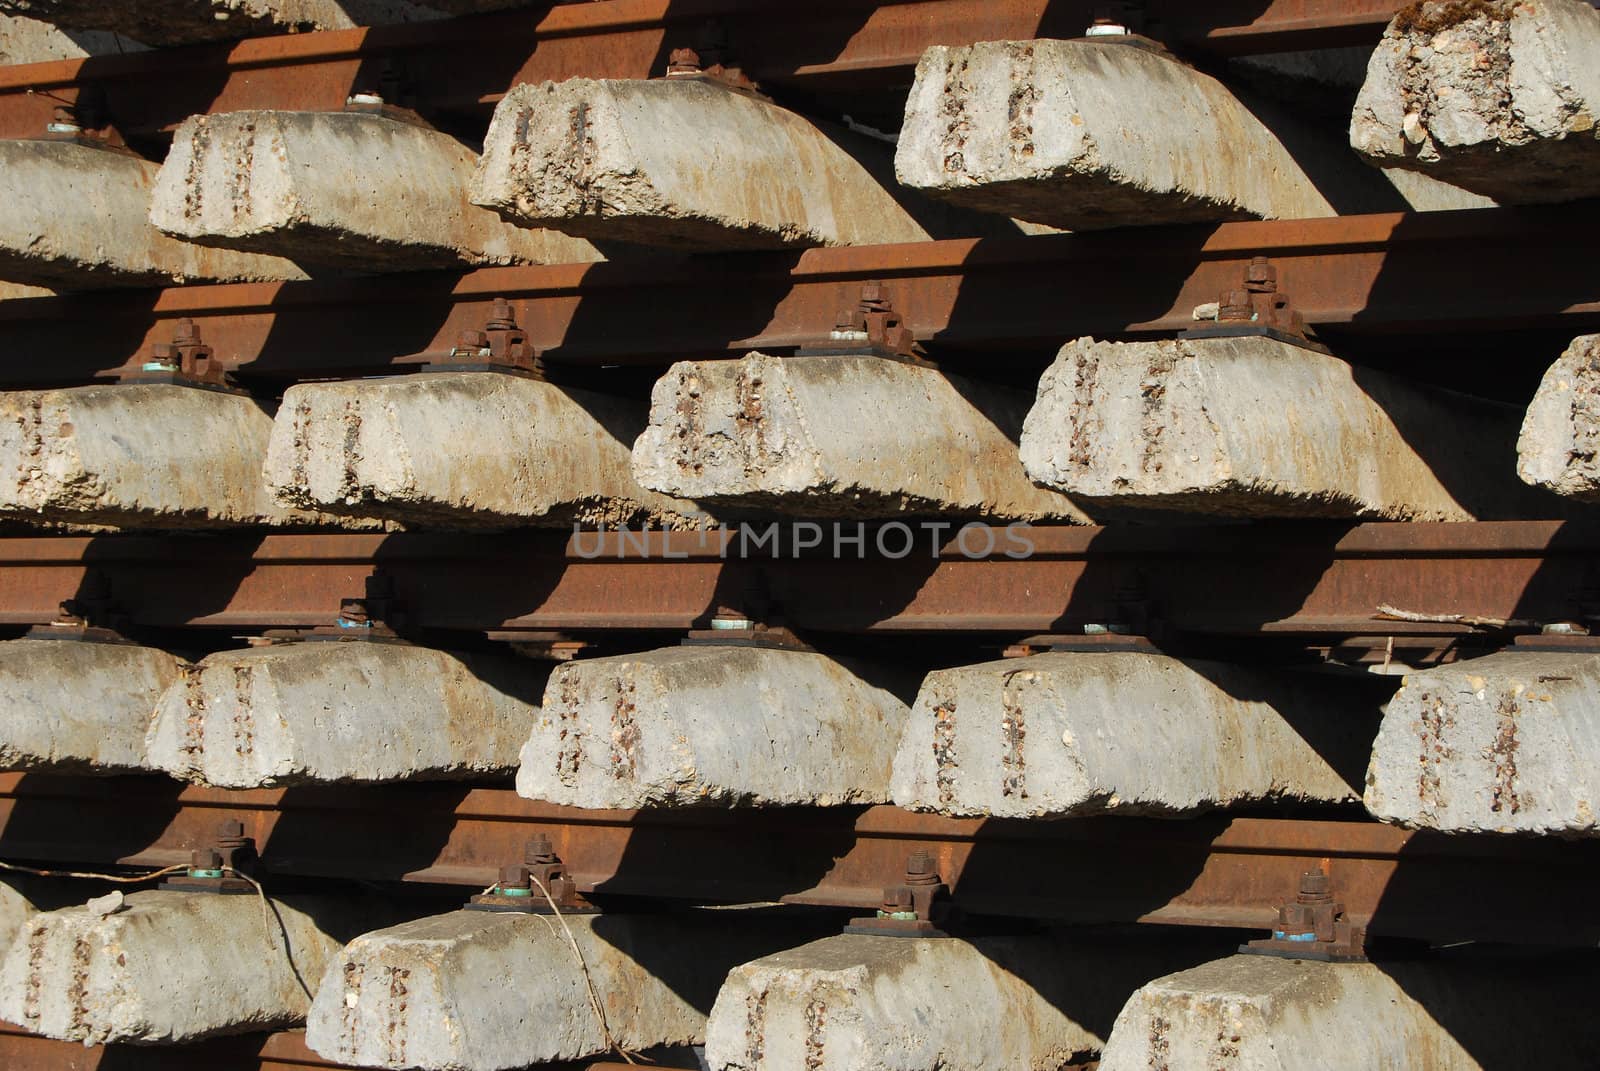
[0,0,1596,1067]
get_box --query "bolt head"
[525,834,557,864]
[1298,870,1331,899]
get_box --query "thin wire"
[224,867,314,1000]
[0,859,189,884]
[526,874,641,1066]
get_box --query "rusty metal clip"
[1003,577,1165,655]
[682,572,813,651]
[660,21,766,98]
[682,604,814,652]
[161,819,258,895]
[466,835,599,914]
[421,298,545,379]
[843,850,954,938]
[39,86,137,156]
[25,572,132,644]
[258,575,409,645]
[114,319,240,392]
[795,281,933,367]
[1182,256,1328,354]
[1240,870,1367,962]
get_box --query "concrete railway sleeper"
[0,825,1591,1067]
[0,2,1555,143]
[0,2,1593,1068]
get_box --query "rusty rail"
[0,521,1590,637]
[0,1,1468,143]
[0,1023,333,1070]
[0,208,1596,387]
[0,1022,633,1069]
[1,774,1596,947]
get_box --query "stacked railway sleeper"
[0,0,1594,1067]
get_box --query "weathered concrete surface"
[632,353,1088,521]
[1365,649,1600,835]
[895,39,1339,229]
[1379,164,1498,209]
[0,14,145,62]
[707,934,1107,1071]
[0,880,36,958]
[152,111,602,271]
[891,652,1378,819]
[0,139,302,289]
[1518,334,1600,500]
[0,890,352,1044]
[473,79,946,251]
[710,927,1247,1071]
[1351,0,1600,204]
[0,384,350,528]
[0,638,182,773]
[264,372,700,528]
[0,0,439,45]
[147,641,547,788]
[1019,335,1547,520]
[1227,46,1375,118]
[518,645,909,808]
[1099,953,1600,1070]
[307,910,811,1070]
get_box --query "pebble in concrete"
[152,110,602,272]
[0,0,439,46]
[0,139,302,290]
[472,79,944,251]
[264,372,700,528]
[0,890,354,1044]
[0,384,342,528]
[306,910,808,1070]
[895,39,1338,230]
[1098,953,1600,1070]
[1019,335,1544,521]
[0,637,183,773]
[631,352,1088,521]
[1365,649,1600,836]
[517,645,909,808]
[1350,0,1600,204]
[146,641,546,789]
[891,652,1377,819]
[1518,334,1600,501]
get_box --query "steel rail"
[0,774,1596,947]
[0,208,1596,387]
[0,1022,643,1070]
[0,1023,341,1070]
[0,1,1455,142]
[0,521,1591,636]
